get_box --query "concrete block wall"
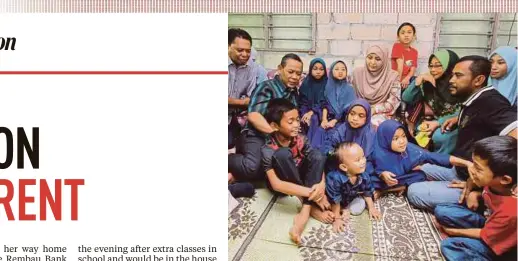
[258,13,438,76]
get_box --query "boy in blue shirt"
[326,142,382,233]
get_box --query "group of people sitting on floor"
[227,24,518,260]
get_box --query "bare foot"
[431,216,442,229]
[310,206,335,224]
[395,186,406,197]
[431,216,448,238]
[341,209,350,222]
[373,190,383,201]
[289,206,310,246]
[289,227,302,245]
[289,214,305,245]
[378,186,406,198]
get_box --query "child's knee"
[349,206,365,216]
[440,237,455,254]
[407,183,425,203]
[308,149,325,163]
[419,163,435,174]
[434,204,460,225]
[433,205,450,221]
[273,148,293,162]
[349,198,366,215]
[440,237,465,259]
[243,156,262,176]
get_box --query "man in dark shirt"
[407,55,517,211]
[228,53,303,181]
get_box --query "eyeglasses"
[428,64,442,69]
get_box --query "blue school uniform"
[371,120,451,190]
[326,170,374,207]
[307,61,356,150]
[299,58,327,135]
[321,98,376,174]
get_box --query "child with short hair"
[435,136,517,260]
[326,142,382,233]
[261,98,332,245]
[391,22,418,89]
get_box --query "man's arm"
[247,83,276,134]
[248,112,274,134]
[228,97,250,107]
[443,227,482,239]
[266,169,312,198]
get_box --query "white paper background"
[0,14,228,261]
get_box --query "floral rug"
[229,190,445,261]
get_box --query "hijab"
[298,58,328,113]
[489,46,517,106]
[341,98,376,156]
[373,120,427,175]
[352,45,399,105]
[421,49,460,116]
[325,60,356,118]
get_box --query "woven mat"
[229,190,444,261]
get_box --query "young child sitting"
[435,136,517,261]
[326,142,382,233]
[321,98,376,174]
[261,98,332,245]
[371,120,472,200]
[308,60,357,150]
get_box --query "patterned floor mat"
[229,192,444,261]
[372,194,444,261]
[228,187,276,260]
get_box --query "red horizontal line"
[0,71,228,75]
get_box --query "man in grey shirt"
[228,28,266,149]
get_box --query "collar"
[274,75,297,94]
[462,86,495,107]
[339,171,363,186]
[270,132,297,148]
[228,57,249,68]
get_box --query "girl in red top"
[391,22,418,89]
